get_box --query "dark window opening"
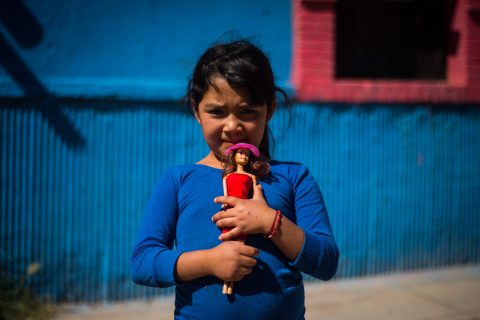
[336,0,447,80]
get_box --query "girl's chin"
[211,149,226,161]
[220,143,234,153]
[223,141,251,148]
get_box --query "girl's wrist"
[262,208,278,235]
[264,209,283,238]
[203,248,216,276]
[175,249,215,282]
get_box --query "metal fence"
[1,100,479,302]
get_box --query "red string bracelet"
[265,210,282,238]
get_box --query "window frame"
[292,0,480,103]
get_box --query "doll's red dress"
[226,173,253,199]
[222,173,253,240]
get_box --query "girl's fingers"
[211,210,236,222]
[218,227,242,241]
[240,245,260,259]
[214,196,239,207]
[215,217,236,229]
[240,266,253,276]
[232,267,252,281]
[240,256,258,268]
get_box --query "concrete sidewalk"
[56,264,480,320]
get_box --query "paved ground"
[56,264,480,320]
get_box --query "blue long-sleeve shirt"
[131,161,339,319]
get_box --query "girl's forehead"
[206,77,252,103]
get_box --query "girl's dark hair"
[222,149,270,179]
[186,40,290,159]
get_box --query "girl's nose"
[223,115,242,135]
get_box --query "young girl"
[131,40,339,319]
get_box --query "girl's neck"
[196,151,224,169]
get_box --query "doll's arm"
[223,176,228,195]
[222,176,228,209]
[251,174,257,186]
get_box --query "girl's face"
[195,76,274,164]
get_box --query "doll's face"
[234,148,250,166]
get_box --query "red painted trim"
[292,0,480,103]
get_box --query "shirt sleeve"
[288,165,339,280]
[130,169,183,288]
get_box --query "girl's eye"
[240,108,257,115]
[207,109,225,115]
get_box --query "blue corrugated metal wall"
[1,102,479,301]
[279,104,480,278]
[1,0,480,303]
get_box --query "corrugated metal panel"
[1,102,479,302]
[271,104,480,279]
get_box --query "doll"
[221,143,270,294]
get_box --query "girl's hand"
[212,184,276,241]
[207,241,259,281]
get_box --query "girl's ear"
[194,111,201,125]
[266,100,277,122]
[191,98,202,125]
